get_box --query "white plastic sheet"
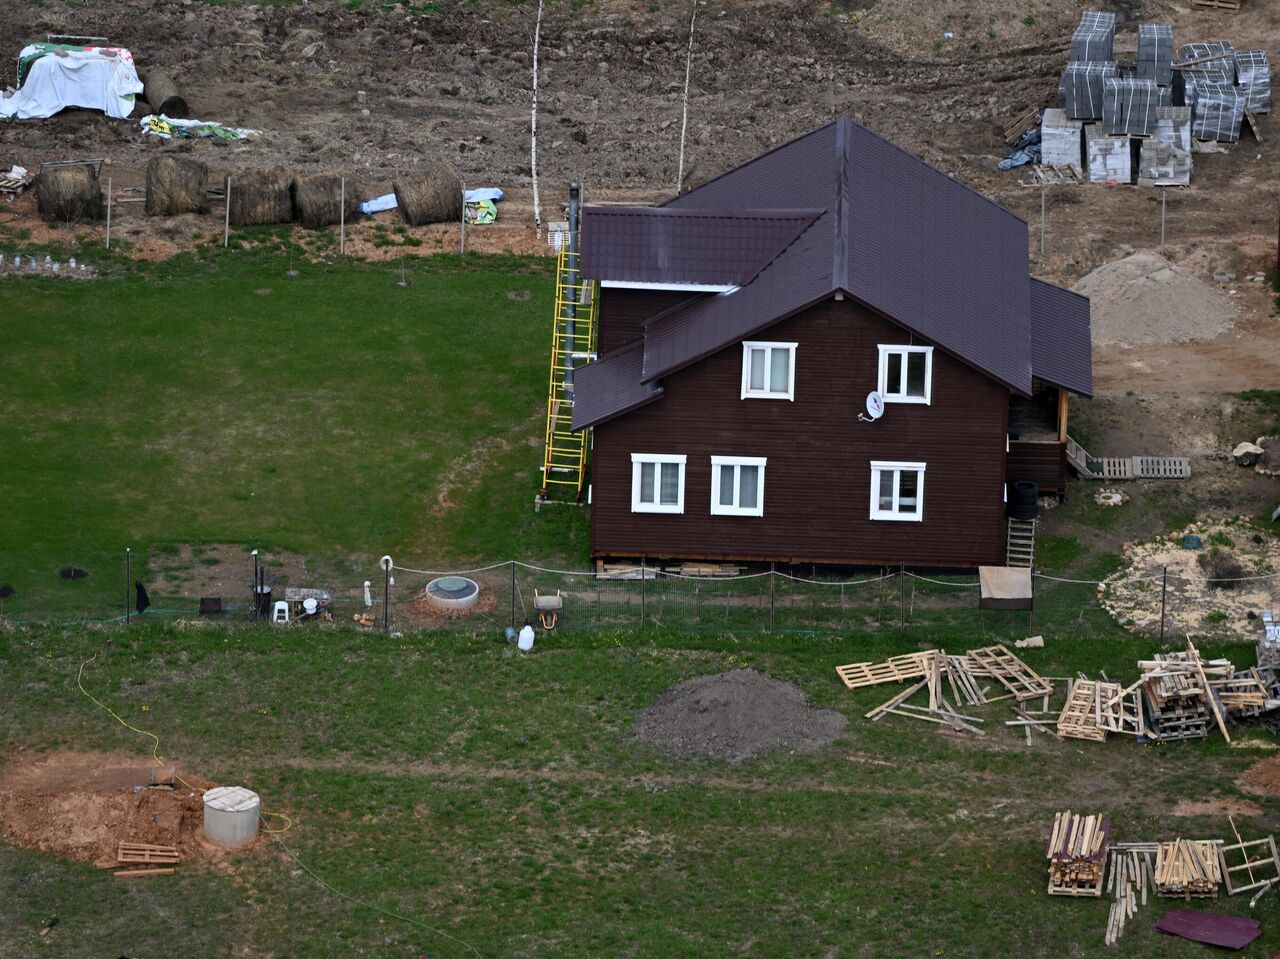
[0,45,142,120]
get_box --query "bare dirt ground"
[0,0,1278,447]
[0,749,223,864]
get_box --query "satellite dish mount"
[858,391,884,423]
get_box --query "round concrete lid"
[204,785,261,812]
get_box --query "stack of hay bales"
[36,163,104,223]
[146,156,208,216]
[291,173,360,229]
[393,162,462,226]
[228,170,292,226]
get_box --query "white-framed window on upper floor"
[740,341,797,400]
[631,453,686,514]
[710,456,766,517]
[869,461,925,522]
[877,345,933,404]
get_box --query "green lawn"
[1,624,1277,958]
[0,237,587,618]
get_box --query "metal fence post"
[511,560,517,628]
[640,559,646,631]
[124,547,131,625]
[769,563,776,635]
[383,562,390,631]
[899,564,906,639]
[1159,565,1167,641]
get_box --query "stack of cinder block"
[1103,78,1170,137]
[1086,124,1130,183]
[1235,50,1272,114]
[1138,106,1192,185]
[1061,61,1118,120]
[1136,24,1174,87]
[1041,108,1086,174]
[1071,11,1116,62]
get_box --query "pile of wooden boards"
[1057,678,1130,742]
[108,841,179,878]
[1140,641,1234,743]
[1047,811,1109,896]
[1106,844,1157,945]
[835,644,1052,736]
[1156,839,1222,898]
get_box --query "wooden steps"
[1066,436,1190,480]
[1006,517,1036,567]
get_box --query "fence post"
[124,547,131,625]
[510,560,517,628]
[382,557,391,631]
[640,559,646,631]
[1159,565,1167,641]
[769,563,776,635]
[899,564,905,639]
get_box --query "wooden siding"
[590,299,1010,567]
[1007,440,1067,494]
[597,289,698,355]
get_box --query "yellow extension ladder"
[540,248,598,498]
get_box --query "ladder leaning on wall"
[539,248,598,500]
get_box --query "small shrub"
[1205,610,1229,624]
[1207,530,1235,548]
[1022,15,1036,26]
[1198,547,1245,589]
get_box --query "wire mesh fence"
[4,555,1275,646]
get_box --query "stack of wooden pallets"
[1155,839,1222,898]
[1139,651,1227,741]
[1047,811,1109,896]
[1212,668,1269,718]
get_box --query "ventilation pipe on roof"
[565,182,581,392]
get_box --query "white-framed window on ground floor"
[631,453,686,513]
[869,461,925,521]
[710,456,766,517]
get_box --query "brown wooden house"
[571,117,1092,568]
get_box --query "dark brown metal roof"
[570,339,664,431]
[572,117,1094,430]
[643,117,1035,393]
[1029,278,1093,397]
[579,207,821,287]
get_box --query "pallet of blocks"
[1156,839,1222,899]
[1047,811,1109,896]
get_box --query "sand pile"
[1074,252,1237,346]
[0,750,214,865]
[635,669,847,763]
[1240,754,1280,797]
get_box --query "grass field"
[2,624,1277,958]
[0,234,587,618]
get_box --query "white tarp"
[0,45,143,120]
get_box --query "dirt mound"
[1240,754,1280,797]
[1074,252,1237,346]
[635,669,847,763]
[0,750,217,865]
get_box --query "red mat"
[1155,909,1261,950]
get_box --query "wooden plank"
[113,867,175,878]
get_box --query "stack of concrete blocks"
[1086,124,1131,183]
[1188,79,1246,142]
[1061,61,1118,121]
[1040,108,1086,175]
[1138,107,1192,186]
[1136,25,1174,87]
[1071,11,1116,62]
[1235,50,1272,114]
[1102,78,1171,137]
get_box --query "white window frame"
[869,461,926,522]
[877,345,933,405]
[740,341,797,401]
[710,456,767,517]
[630,453,686,514]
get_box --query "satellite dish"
[859,391,884,423]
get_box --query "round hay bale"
[142,71,189,119]
[291,173,360,229]
[393,163,462,226]
[146,156,209,216]
[36,164,104,224]
[228,170,292,226]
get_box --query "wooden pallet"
[1003,104,1041,145]
[835,652,933,690]
[1191,0,1239,9]
[966,645,1052,701]
[1058,680,1118,741]
[1219,835,1280,895]
[117,842,179,865]
[0,174,32,195]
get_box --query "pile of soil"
[0,750,218,865]
[634,669,847,763]
[1239,754,1280,797]
[1075,252,1237,346]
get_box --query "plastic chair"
[271,601,290,624]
